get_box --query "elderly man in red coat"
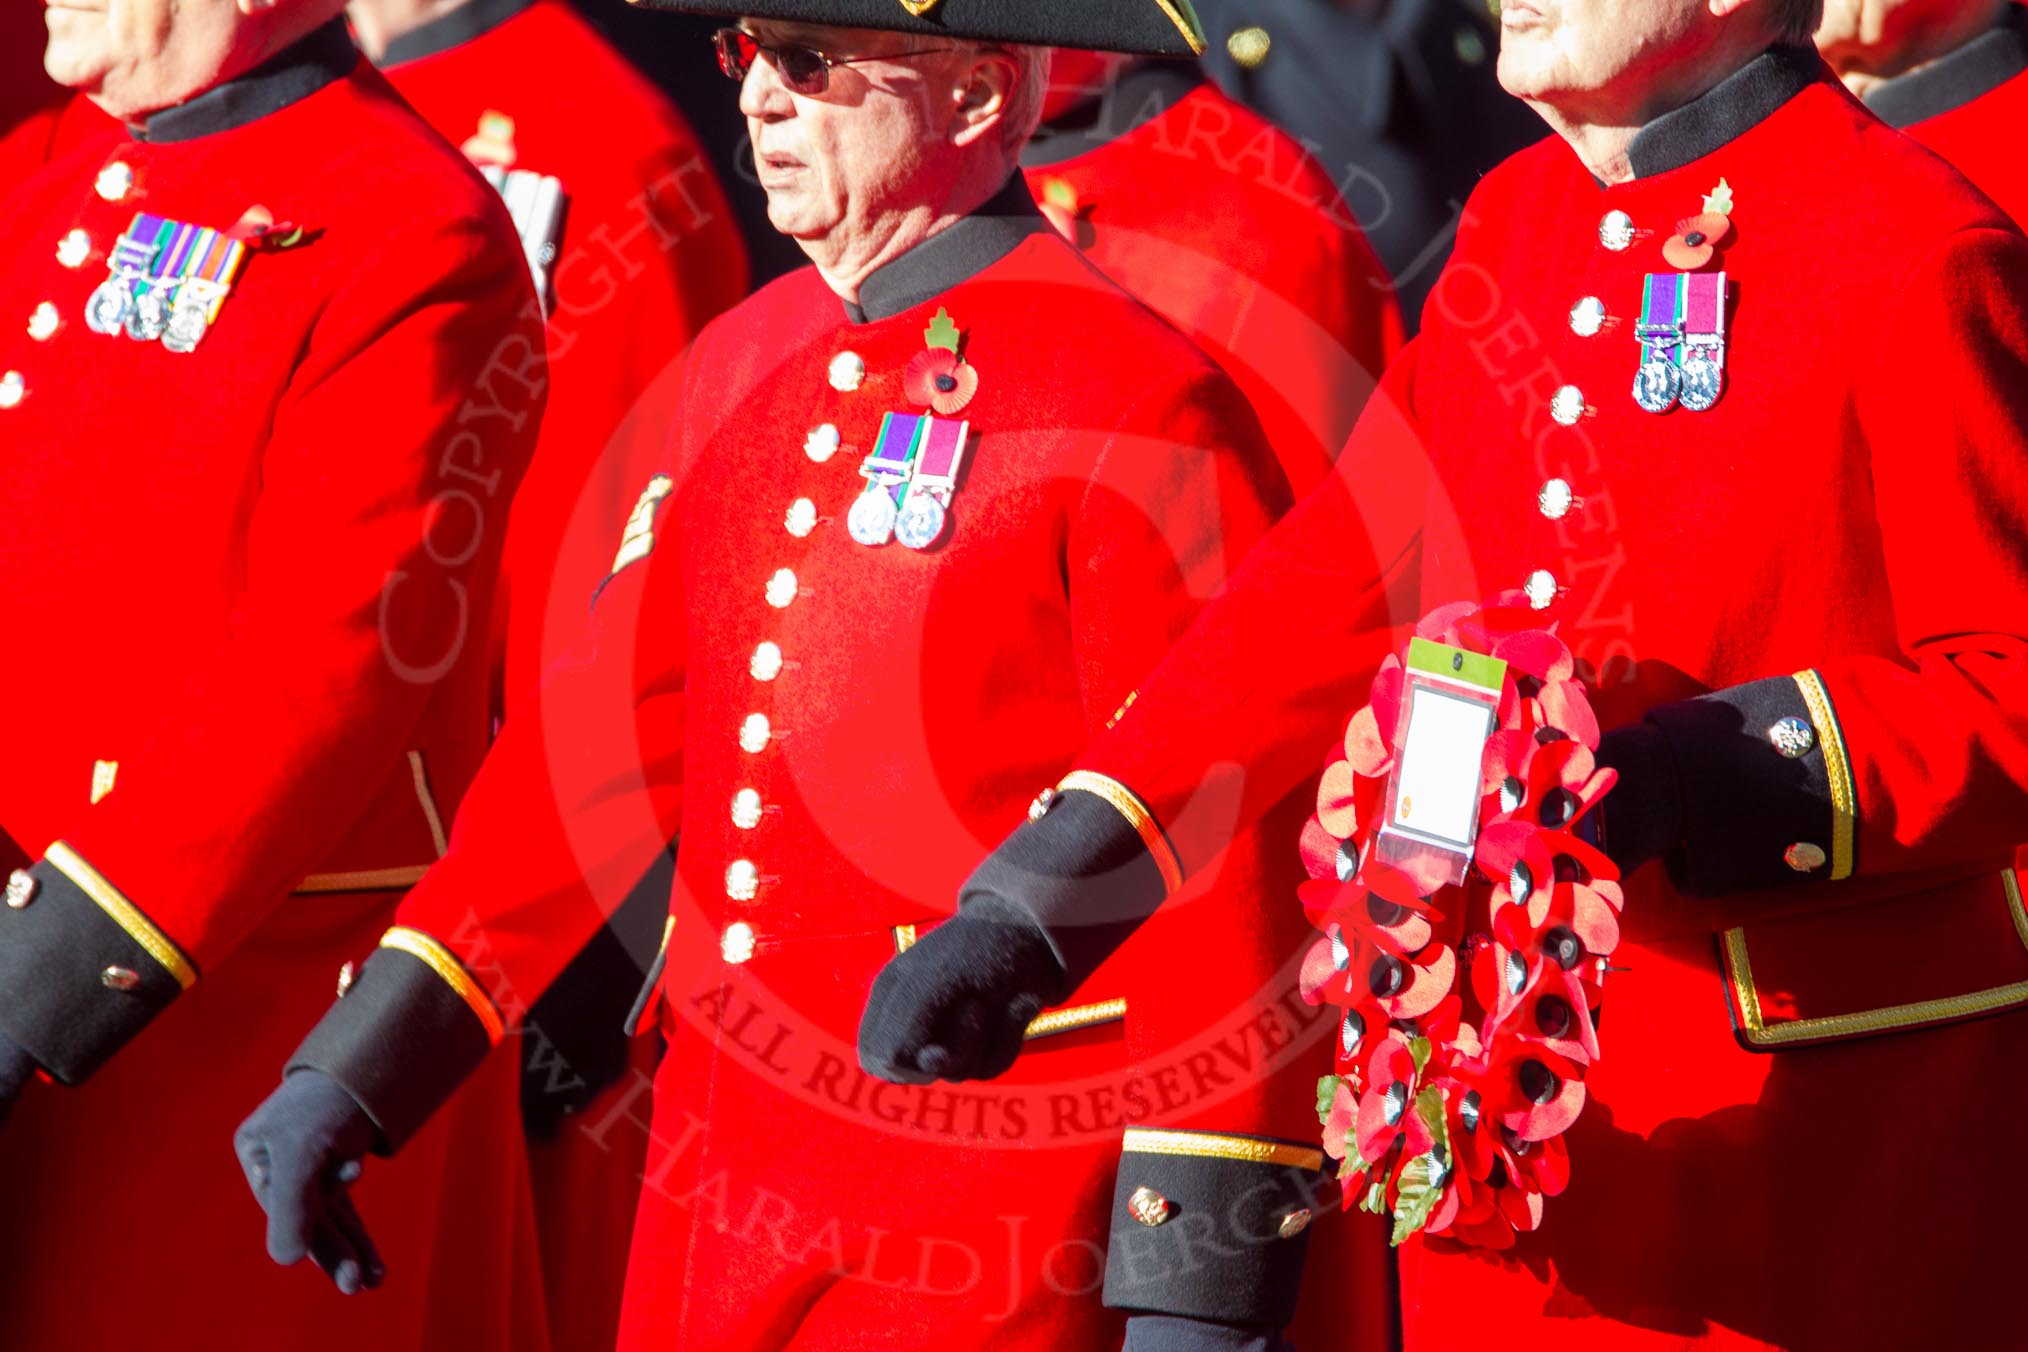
[0,1,549,1349]
[868,0,2028,1347]
[237,4,1357,1351]
[1817,0,2028,218]
[1022,49,1403,494]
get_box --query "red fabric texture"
[392,234,1389,1345]
[1079,71,2028,1345]
[379,0,751,721]
[1024,81,1404,496]
[1905,61,2028,226]
[0,60,545,1348]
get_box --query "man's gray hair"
[1767,0,1826,46]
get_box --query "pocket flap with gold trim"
[1720,868,2028,1051]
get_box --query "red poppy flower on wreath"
[903,347,979,416]
[1663,210,1733,270]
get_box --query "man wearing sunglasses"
[238,3,1351,1350]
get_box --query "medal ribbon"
[1683,270,1726,356]
[1636,273,1685,364]
[910,418,969,496]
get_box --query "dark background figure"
[1194,0,1543,329]
[571,0,810,283]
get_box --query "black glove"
[0,1029,37,1133]
[234,1069,384,1295]
[858,896,1069,1084]
[1590,720,1685,877]
[1123,1315,1293,1352]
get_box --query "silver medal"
[1632,353,1682,414]
[85,278,135,336]
[126,287,169,342]
[894,494,947,551]
[1679,350,1724,412]
[162,300,210,355]
[847,488,898,546]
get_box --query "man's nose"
[738,50,796,120]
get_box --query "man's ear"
[950,49,1021,149]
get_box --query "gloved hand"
[858,897,1069,1084]
[1589,720,1685,877]
[1122,1315,1293,1352]
[234,1069,384,1294]
[0,1029,37,1133]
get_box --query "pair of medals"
[84,213,248,354]
[1632,270,1727,414]
[847,411,971,551]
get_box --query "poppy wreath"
[1302,593,1621,1249]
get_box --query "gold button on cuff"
[335,961,357,998]
[1226,25,1271,68]
[726,859,760,901]
[1785,842,1827,873]
[101,965,141,991]
[721,922,757,964]
[739,713,772,753]
[57,229,92,269]
[750,642,784,682]
[1027,787,1058,823]
[28,302,60,342]
[0,371,24,409]
[4,870,36,909]
[1128,1186,1172,1227]
[731,789,764,831]
[1278,1208,1314,1239]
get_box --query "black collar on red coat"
[379,0,537,68]
[1864,5,2028,129]
[133,17,358,143]
[1018,59,1206,169]
[845,172,1052,323]
[1624,43,1823,180]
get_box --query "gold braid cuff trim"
[295,866,430,895]
[892,925,1124,1040]
[1120,1128,1325,1172]
[1056,770,1184,897]
[1026,998,1126,1040]
[379,926,506,1046]
[1723,869,2028,1047]
[1793,670,1856,881]
[45,842,197,990]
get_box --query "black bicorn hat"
[625,0,1209,56]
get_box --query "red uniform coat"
[377,0,750,716]
[0,24,549,1352]
[1022,64,1402,495]
[1867,3,2028,225]
[375,2,749,1342]
[1074,49,2028,1349]
[287,183,1351,1349]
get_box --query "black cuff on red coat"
[1102,1130,1330,1330]
[959,788,1166,991]
[1643,673,1852,897]
[0,848,196,1085]
[286,943,496,1154]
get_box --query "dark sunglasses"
[713,27,960,96]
